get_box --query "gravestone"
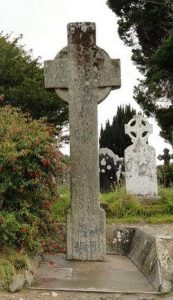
[99,148,124,192]
[158,148,173,166]
[44,23,121,260]
[124,115,158,198]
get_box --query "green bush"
[0,106,64,253]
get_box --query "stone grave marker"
[158,148,173,187]
[158,148,173,166]
[124,115,158,198]
[44,23,121,260]
[99,148,124,192]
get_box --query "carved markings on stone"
[125,115,158,198]
[44,23,121,260]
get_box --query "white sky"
[0,0,172,160]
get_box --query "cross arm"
[157,154,163,161]
[44,58,68,89]
[97,58,121,89]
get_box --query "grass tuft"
[52,184,70,222]
[0,249,29,289]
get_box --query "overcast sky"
[0,0,172,158]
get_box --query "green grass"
[146,214,173,224]
[52,184,70,222]
[0,258,14,288]
[101,186,173,223]
[106,214,173,224]
[53,184,173,224]
[106,216,143,224]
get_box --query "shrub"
[0,106,64,253]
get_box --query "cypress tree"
[99,105,136,157]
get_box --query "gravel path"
[0,290,173,300]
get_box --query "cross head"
[125,115,152,145]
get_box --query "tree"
[107,0,173,143]
[99,105,136,157]
[0,33,68,129]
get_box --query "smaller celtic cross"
[158,148,173,166]
[125,115,152,145]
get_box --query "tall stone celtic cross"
[44,23,121,261]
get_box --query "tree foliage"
[0,33,68,128]
[107,0,173,143]
[99,105,136,157]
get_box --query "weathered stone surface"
[99,148,124,192]
[125,115,158,198]
[24,270,33,288]
[128,229,161,291]
[44,22,121,261]
[31,253,155,293]
[112,227,136,256]
[156,238,173,291]
[128,228,173,293]
[106,226,137,256]
[9,273,25,293]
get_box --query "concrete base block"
[67,208,106,261]
[128,228,173,293]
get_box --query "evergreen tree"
[99,105,136,157]
[107,0,173,144]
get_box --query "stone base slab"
[67,208,106,261]
[109,226,173,293]
[31,253,156,294]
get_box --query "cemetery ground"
[0,183,173,299]
[0,184,173,300]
